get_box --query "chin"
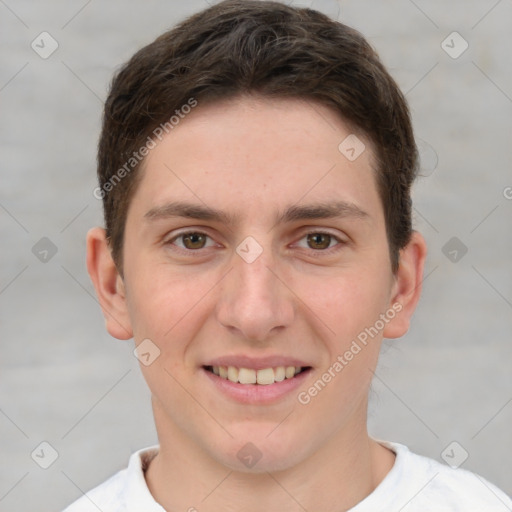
[214,430,310,474]
[221,451,303,474]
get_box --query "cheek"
[124,264,215,351]
[125,270,208,406]
[298,266,392,342]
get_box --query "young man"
[65,1,512,510]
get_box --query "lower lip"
[201,367,312,405]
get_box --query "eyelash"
[165,230,346,256]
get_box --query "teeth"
[274,366,285,382]
[238,367,256,384]
[256,368,274,385]
[209,365,305,385]
[285,366,296,379]
[227,366,239,383]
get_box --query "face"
[110,95,411,472]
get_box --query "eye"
[165,230,346,254]
[167,231,216,251]
[295,231,345,251]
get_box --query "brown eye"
[306,233,332,250]
[166,231,218,254]
[181,232,207,249]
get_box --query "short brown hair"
[97,0,418,275]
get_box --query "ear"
[383,230,427,339]
[86,227,133,340]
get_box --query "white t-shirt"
[63,440,512,511]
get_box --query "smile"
[204,365,309,385]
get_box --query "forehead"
[130,94,383,225]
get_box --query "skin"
[87,94,427,511]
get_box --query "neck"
[145,400,395,512]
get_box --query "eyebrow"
[143,200,369,225]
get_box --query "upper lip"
[203,355,312,370]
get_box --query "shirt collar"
[123,445,165,511]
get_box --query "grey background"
[1,0,511,510]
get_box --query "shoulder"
[354,440,512,512]
[62,469,128,512]
[374,441,512,511]
[62,446,162,512]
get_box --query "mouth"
[200,355,314,404]
[203,365,312,385]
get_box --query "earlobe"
[383,231,427,340]
[86,227,133,340]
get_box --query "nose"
[215,240,295,342]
